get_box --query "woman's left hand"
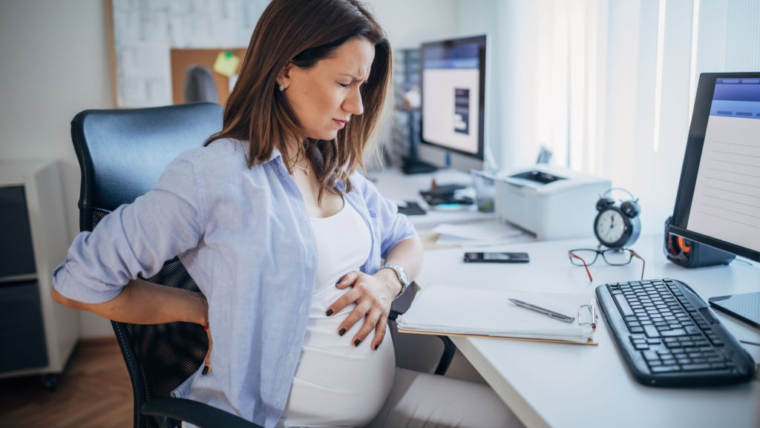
[326,270,402,350]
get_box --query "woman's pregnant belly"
[278,285,396,428]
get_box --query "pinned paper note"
[213,51,240,77]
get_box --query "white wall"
[0,0,115,337]
[364,0,458,49]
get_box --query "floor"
[0,338,132,428]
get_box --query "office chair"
[70,103,258,428]
[69,102,455,428]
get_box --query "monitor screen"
[420,35,486,160]
[670,73,760,262]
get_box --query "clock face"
[596,209,627,245]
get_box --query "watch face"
[595,209,627,246]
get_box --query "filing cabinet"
[0,160,78,388]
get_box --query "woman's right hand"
[203,323,213,374]
[197,294,212,375]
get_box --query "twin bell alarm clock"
[594,188,641,249]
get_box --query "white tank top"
[277,201,396,428]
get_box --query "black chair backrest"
[70,103,224,428]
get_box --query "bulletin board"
[169,48,247,106]
[107,0,269,108]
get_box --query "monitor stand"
[402,155,437,175]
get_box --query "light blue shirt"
[52,139,418,428]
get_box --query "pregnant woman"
[52,1,523,427]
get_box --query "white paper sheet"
[397,285,595,343]
[433,221,523,246]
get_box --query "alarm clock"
[594,188,641,248]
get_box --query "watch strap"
[380,263,410,297]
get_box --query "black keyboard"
[596,278,756,386]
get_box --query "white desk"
[415,234,760,428]
[370,168,494,230]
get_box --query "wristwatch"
[380,263,411,297]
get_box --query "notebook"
[397,285,597,345]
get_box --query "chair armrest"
[141,398,264,428]
[389,281,418,321]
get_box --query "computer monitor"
[670,73,760,262]
[419,35,487,162]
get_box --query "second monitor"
[420,34,487,165]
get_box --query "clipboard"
[396,285,599,345]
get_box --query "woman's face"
[279,37,375,142]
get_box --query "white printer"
[494,165,611,241]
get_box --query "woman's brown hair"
[205,0,392,201]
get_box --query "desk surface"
[370,167,494,229]
[416,234,760,428]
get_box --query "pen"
[508,298,576,323]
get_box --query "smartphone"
[463,252,530,263]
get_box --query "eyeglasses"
[568,247,645,282]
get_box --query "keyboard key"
[643,351,659,361]
[614,295,634,316]
[651,366,681,373]
[682,363,711,371]
[644,325,660,338]
[662,329,687,337]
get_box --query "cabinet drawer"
[0,186,37,278]
[0,280,48,373]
